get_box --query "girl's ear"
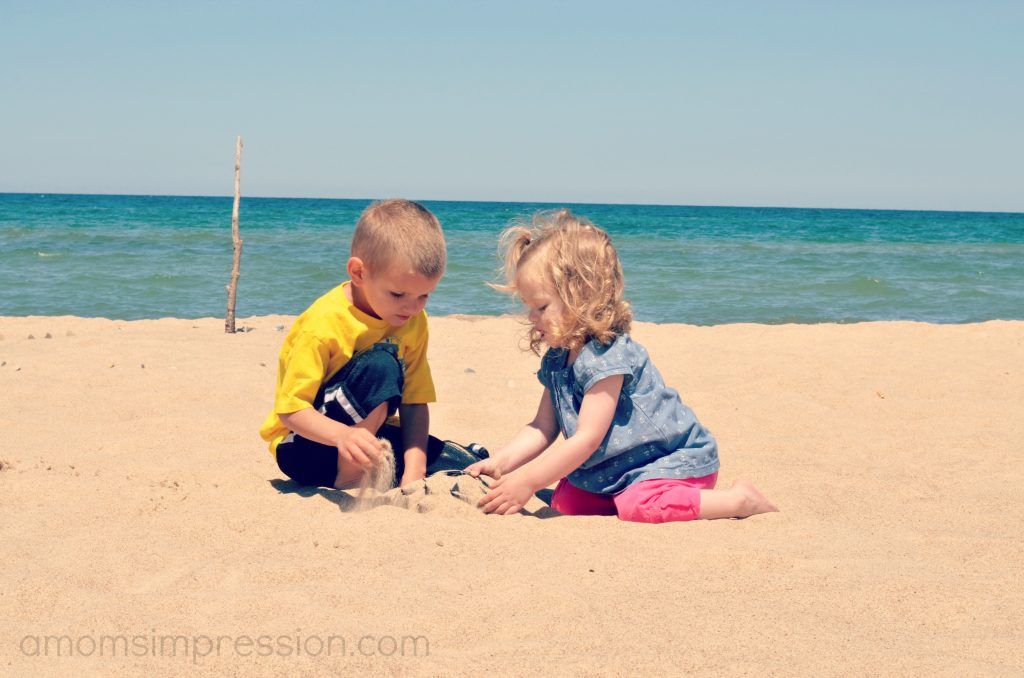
[347,257,366,286]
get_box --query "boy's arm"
[479,374,624,515]
[395,314,437,486]
[279,408,382,470]
[397,403,430,486]
[274,331,381,468]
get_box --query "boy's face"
[348,258,440,327]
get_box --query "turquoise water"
[1,193,1022,324]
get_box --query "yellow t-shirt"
[259,281,436,455]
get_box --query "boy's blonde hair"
[497,208,632,354]
[352,199,446,278]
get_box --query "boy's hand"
[477,472,536,515]
[465,458,502,480]
[334,427,383,470]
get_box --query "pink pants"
[550,472,719,523]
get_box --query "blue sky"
[1,1,1021,211]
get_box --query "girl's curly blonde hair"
[495,209,632,354]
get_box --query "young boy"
[260,199,450,489]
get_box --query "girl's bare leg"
[698,479,778,519]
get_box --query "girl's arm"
[478,374,625,514]
[466,389,560,478]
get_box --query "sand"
[355,439,396,511]
[1,314,1022,676]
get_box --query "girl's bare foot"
[730,479,778,518]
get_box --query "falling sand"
[355,438,397,510]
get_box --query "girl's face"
[516,265,569,347]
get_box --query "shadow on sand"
[269,441,561,518]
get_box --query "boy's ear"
[347,257,366,286]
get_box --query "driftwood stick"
[225,135,244,333]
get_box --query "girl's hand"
[465,457,502,480]
[478,472,537,515]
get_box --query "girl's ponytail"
[491,224,534,295]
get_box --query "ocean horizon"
[13,190,1024,214]
[2,192,1022,325]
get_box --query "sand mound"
[355,470,491,516]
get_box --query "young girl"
[467,209,777,522]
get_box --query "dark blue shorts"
[275,343,443,487]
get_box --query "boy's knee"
[320,345,404,424]
[352,348,399,374]
[348,347,403,386]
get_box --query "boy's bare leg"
[697,480,778,520]
[333,402,390,489]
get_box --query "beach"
[1,314,1022,676]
